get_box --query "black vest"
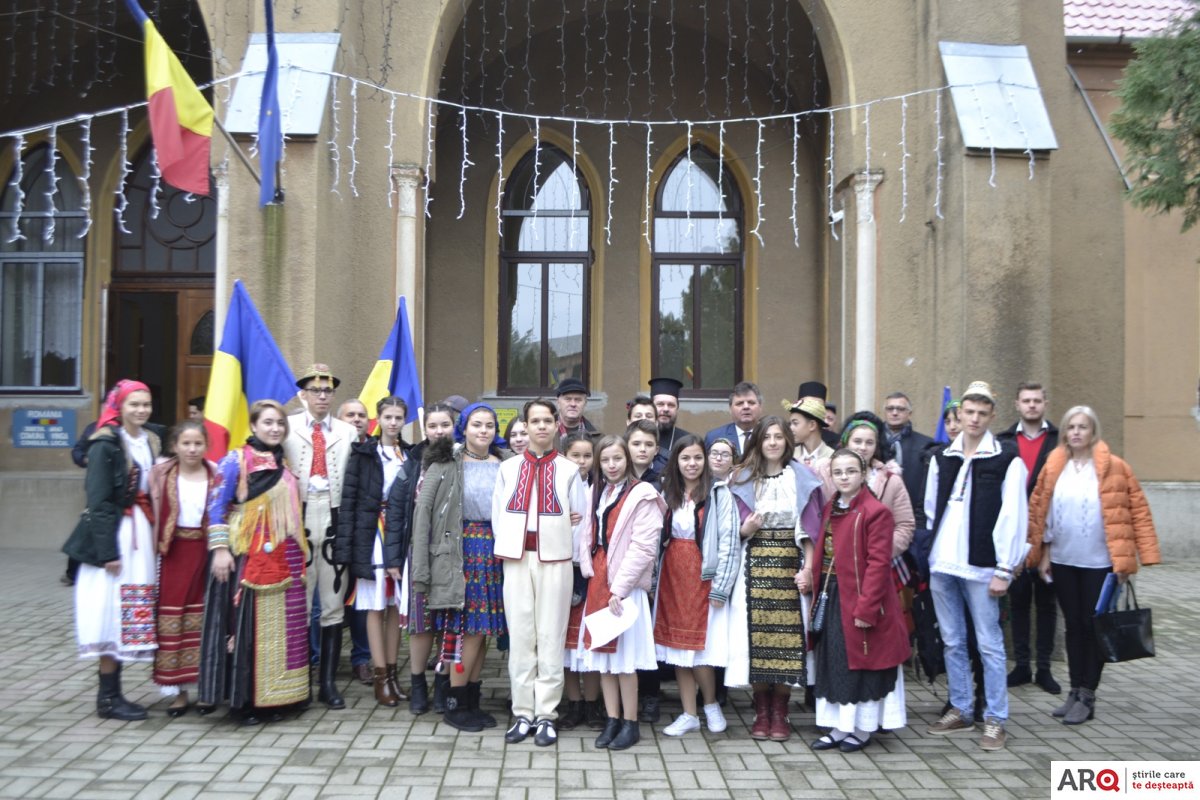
[932,439,1019,568]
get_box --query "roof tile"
[1064,0,1195,40]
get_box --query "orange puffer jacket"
[1026,441,1161,574]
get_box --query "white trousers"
[502,554,572,722]
[304,492,344,627]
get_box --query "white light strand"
[899,96,910,223]
[600,2,611,116]
[423,100,435,218]
[642,123,653,247]
[328,76,342,196]
[148,147,162,221]
[790,114,800,247]
[569,119,578,250]
[934,90,945,220]
[495,111,504,238]
[1004,85,1036,180]
[723,0,733,117]
[348,79,360,198]
[969,83,996,188]
[667,0,677,120]
[43,125,60,243]
[751,119,765,246]
[827,109,838,240]
[863,102,873,224]
[115,109,130,234]
[717,121,725,232]
[644,0,654,113]
[524,0,535,109]
[386,93,397,208]
[684,121,693,236]
[498,0,510,108]
[699,0,710,118]
[457,108,473,220]
[5,134,25,243]
[605,122,616,245]
[559,0,568,111]
[532,117,541,240]
[78,117,93,238]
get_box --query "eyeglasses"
[306,387,336,397]
[709,451,733,459]
[884,405,909,413]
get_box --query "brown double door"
[107,285,213,427]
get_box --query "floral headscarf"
[97,379,151,428]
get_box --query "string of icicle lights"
[1,68,1047,246]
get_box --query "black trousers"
[1009,566,1057,669]
[1053,563,1111,691]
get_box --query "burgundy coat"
[814,490,911,671]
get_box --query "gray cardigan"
[699,480,742,603]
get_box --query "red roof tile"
[1064,0,1195,39]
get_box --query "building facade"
[0,0,1195,549]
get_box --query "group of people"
[65,368,1161,754]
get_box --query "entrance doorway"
[108,147,217,426]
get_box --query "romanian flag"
[123,0,213,196]
[203,281,297,460]
[359,297,424,430]
[934,385,954,443]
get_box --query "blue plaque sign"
[12,408,78,448]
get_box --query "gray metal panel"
[224,33,341,137]
[938,41,1059,151]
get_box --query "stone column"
[852,170,884,412]
[213,163,230,346]
[391,164,424,428]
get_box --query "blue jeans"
[930,572,1009,722]
[348,607,371,667]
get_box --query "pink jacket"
[816,459,914,557]
[580,480,666,597]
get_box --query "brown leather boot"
[386,664,407,701]
[374,667,399,707]
[769,692,792,741]
[750,691,771,740]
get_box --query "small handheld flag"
[203,281,297,460]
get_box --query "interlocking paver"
[0,548,1196,799]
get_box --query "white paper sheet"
[582,597,640,650]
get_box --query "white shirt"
[378,442,406,498]
[1044,460,1110,569]
[176,474,208,528]
[924,431,1030,583]
[305,413,332,494]
[119,428,153,492]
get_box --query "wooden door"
[177,288,214,423]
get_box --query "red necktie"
[311,421,328,478]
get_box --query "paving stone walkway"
[0,548,1195,799]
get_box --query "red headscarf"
[97,379,151,428]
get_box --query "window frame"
[0,256,85,393]
[650,145,744,398]
[497,145,593,396]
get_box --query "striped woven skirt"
[745,528,806,686]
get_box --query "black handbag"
[809,555,835,636]
[1093,581,1155,663]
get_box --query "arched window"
[498,144,591,394]
[0,144,85,391]
[114,147,216,276]
[652,145,743,395]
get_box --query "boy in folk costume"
[283,363,358,709]
[492,398,590,747]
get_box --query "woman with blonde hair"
[1027,405,1160,725]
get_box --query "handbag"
[809,554,835,636]
[1093,580,1155,663]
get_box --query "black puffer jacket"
[382,439,431,576]
[335,437,412,580]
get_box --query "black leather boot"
[558,699,586,730]
[468,681,496,728]
[432,671,450,714]
[317,626,346,709]
[443,685,483,732]
[608,719,641,750]
[409,673,429,715]
[96,667,147,721]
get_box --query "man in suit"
[884,391,935,511]
[284,363,358,709]
[704,381,763,458]
[996,382,1061,695]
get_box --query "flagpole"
[213,117,261,187]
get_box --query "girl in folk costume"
[836,414,915,560]
[411,402,512,732]
[572,436,665,751]
[148,421,217,716]
[560,432,604,731]
[654,436,742,737]
[810,450,911,753]
[64,380,160,720]
[334,397,411,708]
[385,402,457,714]
[199,400,309,726]
[726,415,825,743]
